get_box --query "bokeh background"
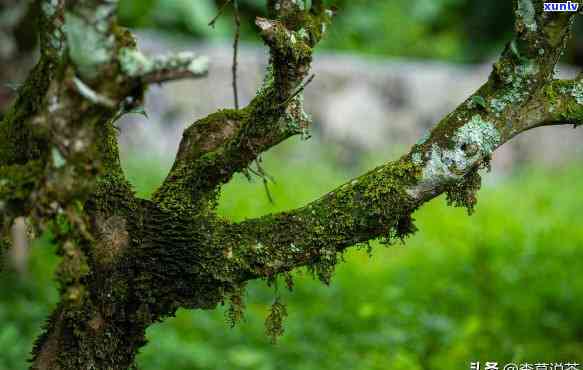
[1,0,583,369]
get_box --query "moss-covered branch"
[218,73,583,283]
[118,48,209,84]
[152,0,332,212]
[535,77,583,128]
[136,1,583,332]
[210,1,583,283]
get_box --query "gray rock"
[118,31,583,175]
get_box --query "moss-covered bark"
[153,1,332,213]
[0,1,581,369]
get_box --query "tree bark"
[0,1,581,368]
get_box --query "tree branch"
[153,0,333,212]
[128,1,583,301]
[218,74,582,284]
[0,0,213,228]
[118,48,209,84]
[204,1,583,283]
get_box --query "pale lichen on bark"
[408,114,501,199]
[118,47,209,83]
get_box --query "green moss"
[0,59,53,167]
[54,237,90,307]
[152,109,249,212]
[0,160,44,202]
[470,95,488,110]
[230,158,421,279]
[564,99,583,127]
[445,165,484,215]
[543,80,564,106]
[544,80,583,125]
[225,283,246,328]
[265,298,287,343]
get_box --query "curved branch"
[152,2,333,212]
[219,73,582,283]
[211,0,583,282]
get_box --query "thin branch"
[72,77,116,108]
[209,0,233,28]
[254,156,275,204]
[278,74,315,109]
[232,0,241,110]
[119,49,209,84]
[208,0,241,108]
[153,4,333,211]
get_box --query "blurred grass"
[1,145,583,369]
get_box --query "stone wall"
[118,32,583,173]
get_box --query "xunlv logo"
[544,1,580,11]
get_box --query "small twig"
[255,158,276,183]
[246,165,263,178]
[208,0,233,28]
[232,0,241,110]
[208,0,241,109]
[72,77,116,108]
[255,157,275,204]
[241,168,253,181]
[262,177,274,204]
[278,74,316,108]
[3,83,23,92]
[243,155,276,204]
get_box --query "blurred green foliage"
[319,0,516,62]
[1,140,583,369]
[118,0,583,64]
[119,0,231,38]
[118,0,518,62]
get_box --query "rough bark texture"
[0,0,582,369]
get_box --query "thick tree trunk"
[31,304,146,370]
[28,191,234,368]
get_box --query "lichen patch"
[407,115,500,198]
